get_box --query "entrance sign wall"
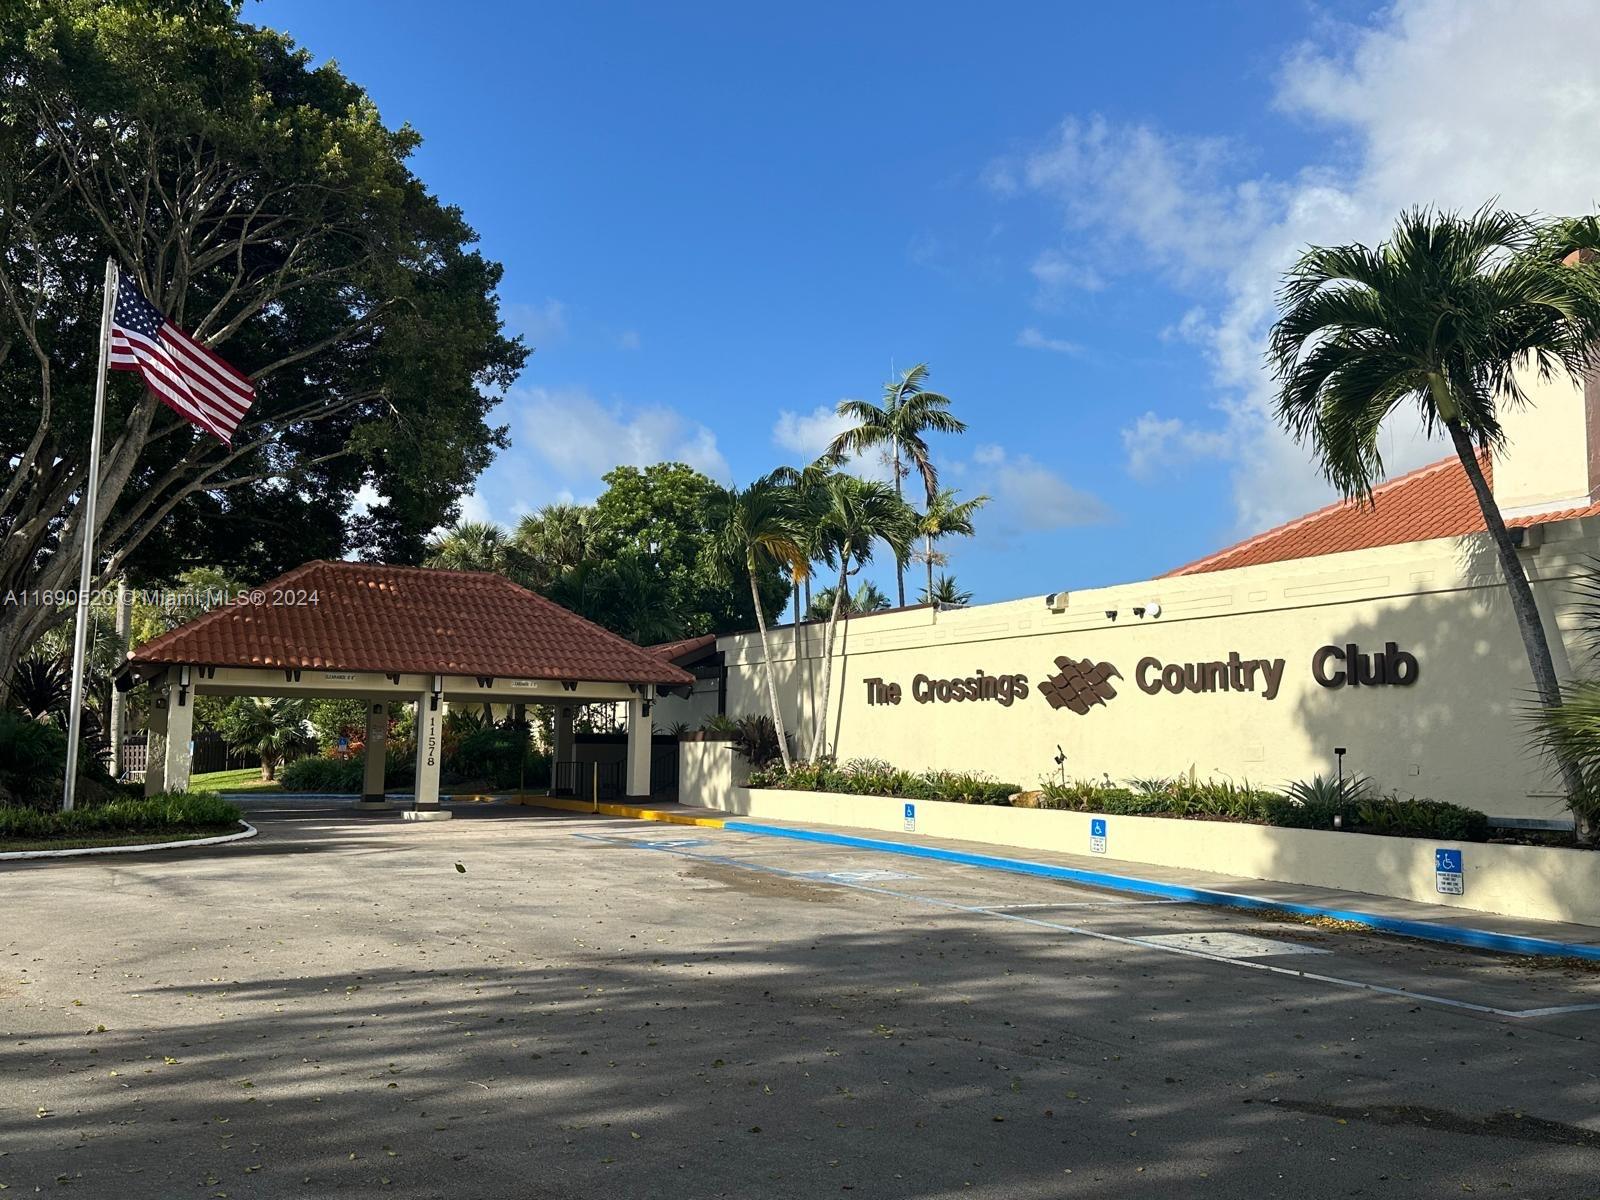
[698,526,1600,820]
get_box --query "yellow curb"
[510,795,725,828]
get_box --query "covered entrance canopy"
[118,560,694,817]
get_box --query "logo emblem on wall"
[1040,656,1122,716]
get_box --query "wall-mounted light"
[1132,606,1146,619]
[1146,602,1162,619]
[1104,609,1118,621]
[430,674,444,711]
[177,665,191,707]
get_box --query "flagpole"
[62,258,118,812]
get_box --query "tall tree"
[512,503,593,588]
[914,488,987,607]
[826,363,967,606]
[0,0,524,694]
[1270,205,1600,818]
[709,482,804,772]
[807,581,890,622]
[808,475,916,759]
[424,521,522,576]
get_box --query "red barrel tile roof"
[129,560,694,685]
[1166,454,1600,577]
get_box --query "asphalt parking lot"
[3,799,1599,1198]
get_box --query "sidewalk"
[517,794,1600,960]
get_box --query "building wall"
[652,673,721,732]
[711,517,1600,820]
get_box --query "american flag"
[108,268,255,444]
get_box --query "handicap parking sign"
[1089,817,1107,855]
[903,802,916,832]
[1434,847,1464,895]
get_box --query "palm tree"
[425,521,519,576]
[709,482,805,772]
[807,581,891,622]
[808,475,918,758]
[919,573,973,607]
[914,488,987,606]
[765,458,836,626]
[826,363,967,606]
[512,503,593,588]
[218,697,316,782]
[1270,205,1600,813]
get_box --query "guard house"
[117,560,693,817]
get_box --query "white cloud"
[964,445,1111,534]
[508,299,568,347]
[998,0,1600,535]
[1015,326,1082,354]
[1029,249,1105,294]
[1121,413,1233,481]
[512,386,730,483]
[456,489,493,525]
[772,405,854,459]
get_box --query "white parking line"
[577,830,1600,1022]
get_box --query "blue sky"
[255,0,1600,603]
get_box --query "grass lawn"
[190,767,280,794]
[0,825,240,853]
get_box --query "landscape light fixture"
[1334,746,1347,787]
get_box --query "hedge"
[0,791,242,842]
[744,760,1490,843]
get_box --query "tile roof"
[1166,454,1600,577]
[129,560,694,685]
[647,633,718,663]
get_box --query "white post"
[62,257,118,811]
[143,692,169,798]
[625,695,652,799]
[162,674,194,794]
[406,685,450,821]
[108,580,130,779]
[360,702,387,808]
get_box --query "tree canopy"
[0,0,525,682]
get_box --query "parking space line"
[576,830,1600,1022]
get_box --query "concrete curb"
[721,819,1600,963]
[513,796,729,827]
[0,820,258,862]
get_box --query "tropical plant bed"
[0,792,243,848]
[747,759,1491,842]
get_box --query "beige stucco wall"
[711,516,1600,820]
[1494,364,1600,514]
[693,786,1600,928]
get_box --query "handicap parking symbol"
[1089,817,1107,855]
[903,802,916,833]
[1434,847,1464,895]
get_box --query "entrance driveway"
[2,799,1598,1198]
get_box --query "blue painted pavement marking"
[718,820,1600,964]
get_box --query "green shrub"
[746,759,1018,805]
[278,756,363,793]
[0,709,128,810]
[0,790,241,842]
[445,726,549,789]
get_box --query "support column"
[359,702,387,808]
[143,692,169,797]
[625,695,652,799]
[162,675,195,794]
[405,686,451,821]
[108,581,130,779]
[554,704,575,793]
